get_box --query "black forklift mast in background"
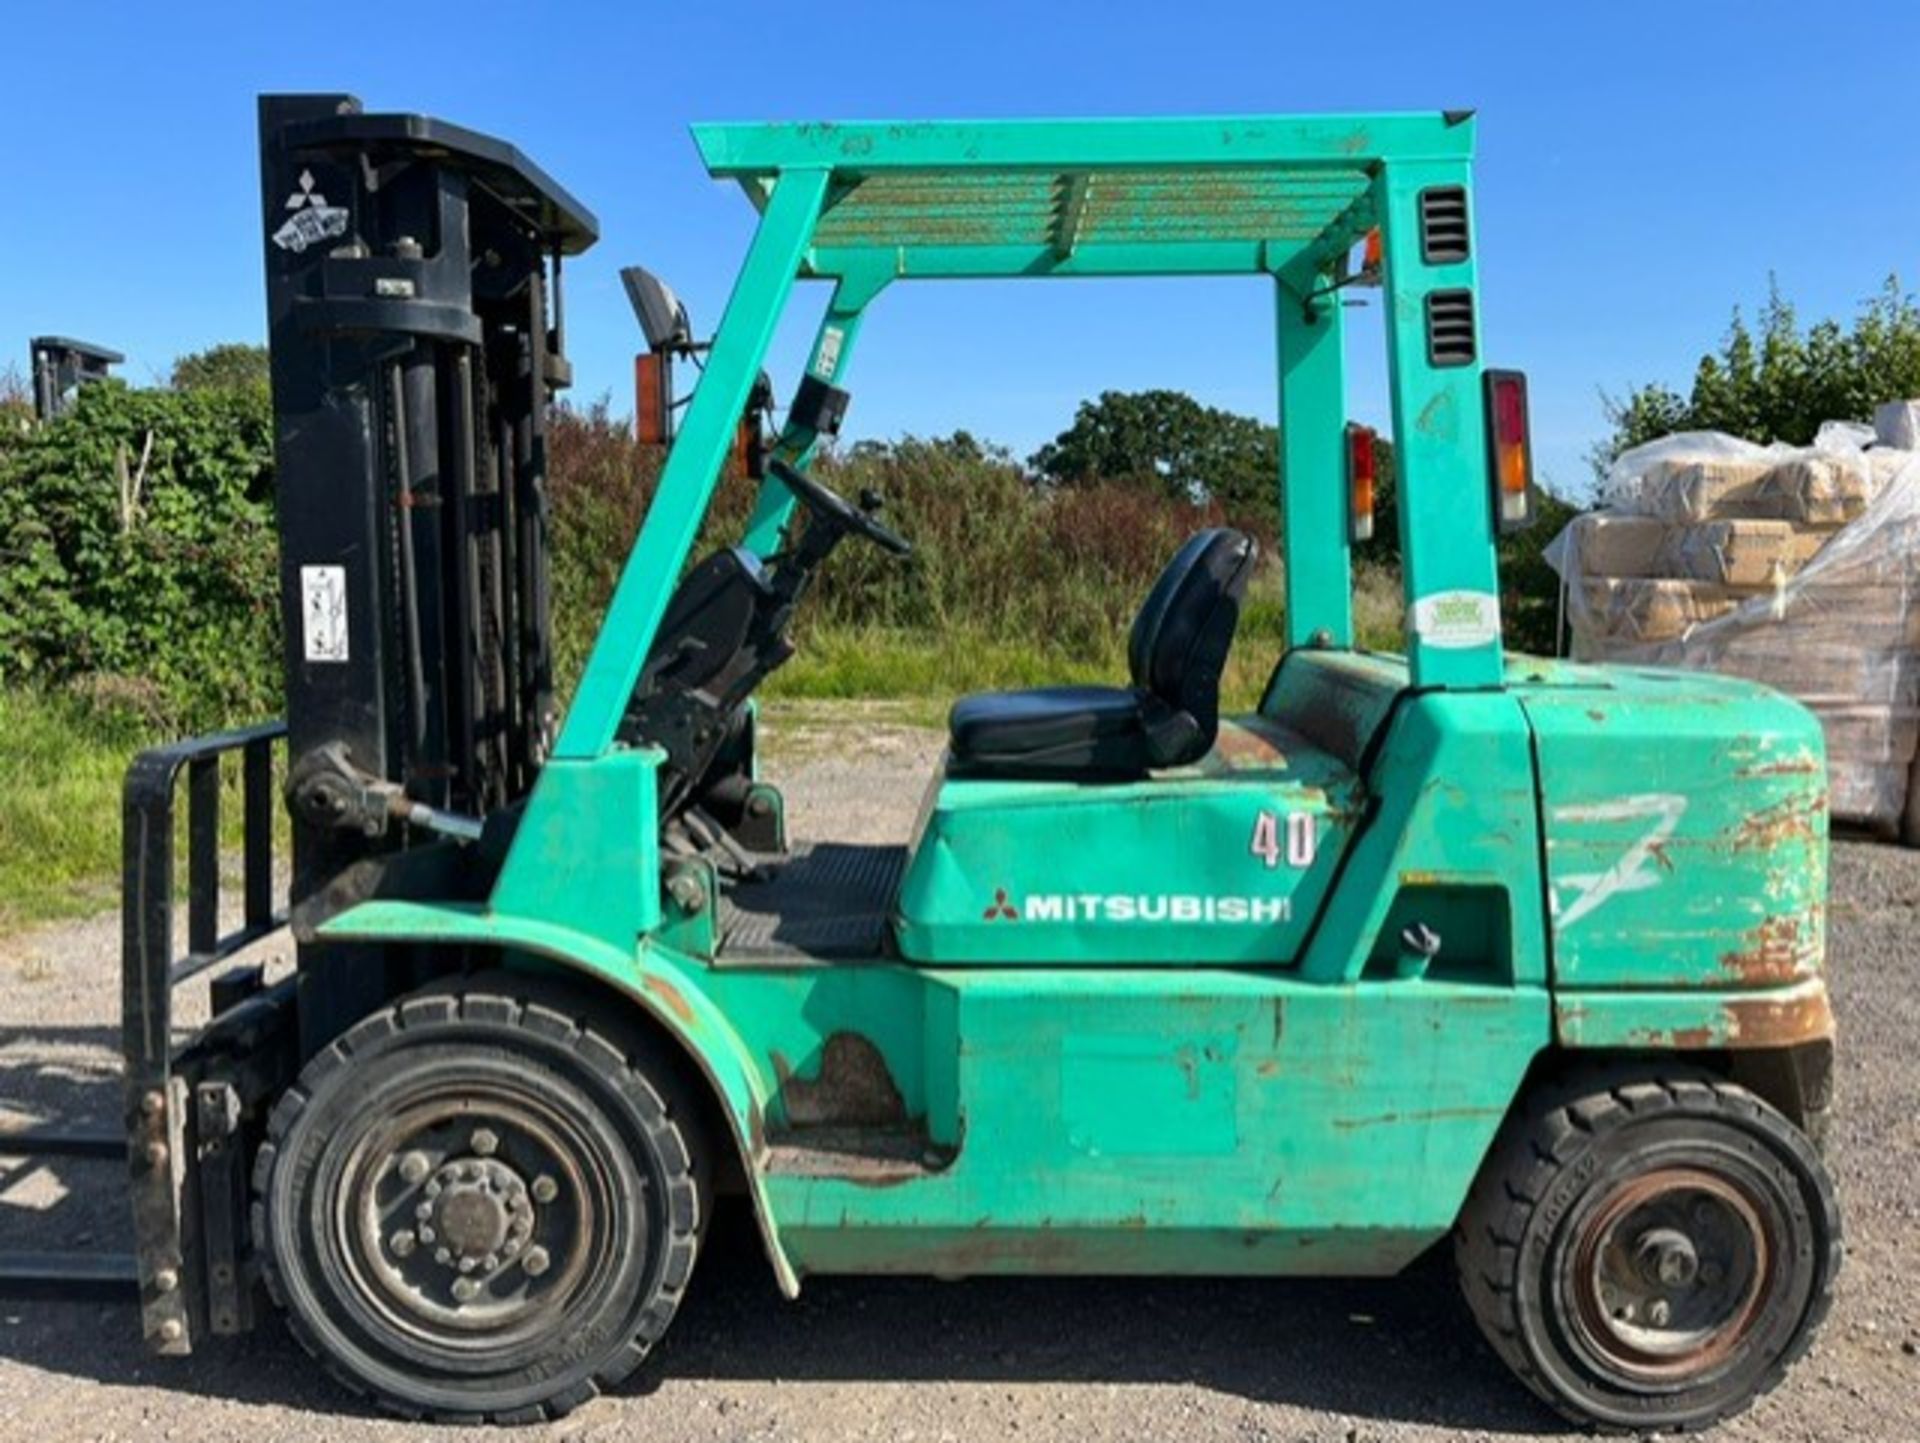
[258,94,597,1049]
[29,335,123,419]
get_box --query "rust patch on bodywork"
[1723,989,1835,1047]
[641,973,695,1025]
[772,1032,907,1128]
[1209,717,1292,769]
[1735,756,1821,779]
[1732,796,1822,851]
[1555,979,1834,1051]
[1719,912,1819,986]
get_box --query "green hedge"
[0,382,280,726]
[0,389,1566,734]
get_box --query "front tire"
[1455,1067,1840,1433]
[254,982,706,1423]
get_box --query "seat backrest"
[1127,528,1258,737]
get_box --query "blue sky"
[4,2,1916,494]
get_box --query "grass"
[766,564,1405,711]
[0,688,285,935]
[0,688,145,929]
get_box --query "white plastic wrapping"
[1548,425,1920,831]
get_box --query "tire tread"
[1454,1062,1840,1434]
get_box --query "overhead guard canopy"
[692,112,1475,280]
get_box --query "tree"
[1030,389,1278,513]
[1597,276,1920,470]
[170,342,270,393]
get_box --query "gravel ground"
[0,715,1915,1442]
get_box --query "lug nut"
[158,1319,183,1343]
[418,1225,436,1244]
[458,1256,478,1274]
[398,1150,431,1184]
[1647,1299,1672,1327]
[434,1248,452,1265]
[390,1231,416,1257]
[531,1175,559,1204]
[470,1129,499,1157]
[415,1201,434,1220]
[482,1252,500,1272]
[523,1246,551,1278]
[451,1277,480,1303]
[152,1268,179,1294]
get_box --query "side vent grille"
[1425,289,1477,367]
[1418,185,1471,264]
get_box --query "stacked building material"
[1553,423,1920,836]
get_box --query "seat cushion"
[947,685,1150,778]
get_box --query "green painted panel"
[1261,650,1407,767]
[1298,690,1550,987]
[766,969,1546,1279]
[1061,1033,1239,1157]
[491,750,662,947]
[694,114,1476,179]
[1372,158,1502,689]
[1522,669,1827,989]
[895,718,1364,965]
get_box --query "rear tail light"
[1346,422,1377,543]
[1362,227,1384,277]
[1484,369,1534,533]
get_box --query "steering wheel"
[768,458,912,557]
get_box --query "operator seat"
[947,527,1257,780]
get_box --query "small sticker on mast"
[301,565,349,663]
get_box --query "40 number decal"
[1250,809,1318,870]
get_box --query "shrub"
[170,342,271,394]
[1598,275,1920,466]
[0,381,279,725]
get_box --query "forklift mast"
[28,335,123,419]
[257,95,597,930]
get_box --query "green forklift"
[81,99,1840,1431]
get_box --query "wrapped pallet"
[1549,423,1920,837]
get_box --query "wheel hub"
[349,1109,581,1327]
[412,1156,531,1274]
[1571,1166,1772,1382]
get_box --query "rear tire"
[1455,1066,1840,1433]
[254,980,706,1423]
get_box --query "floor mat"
[719,841,907,961]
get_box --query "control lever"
[1396,922,1442,980]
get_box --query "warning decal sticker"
[301,565,349,663]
